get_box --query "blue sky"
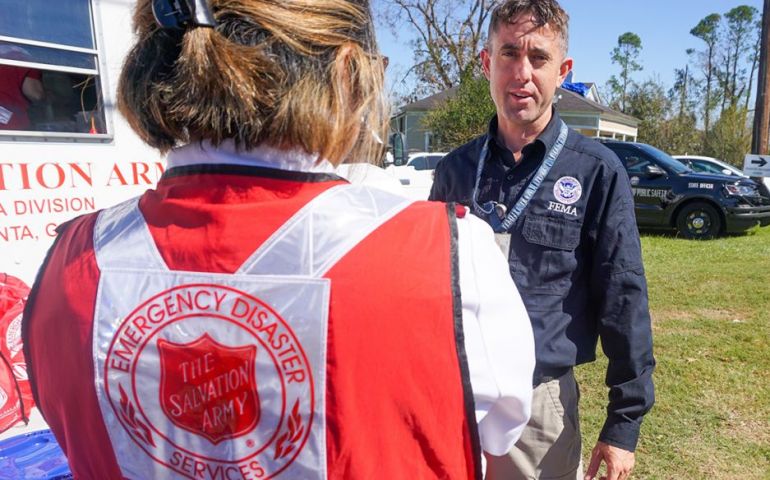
[375,0,764,99]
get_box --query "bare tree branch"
[376,0,491,99]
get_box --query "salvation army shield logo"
[553,176,582,205]
[157,334,259,444]
[102,284,317,479]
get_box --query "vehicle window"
[635,144,690,174]
[0,0,107,137]
[625,155,654,175]
[692,160,730,175]
[426,155,444,169]
[409,156,428,170]
[606,145,652,174]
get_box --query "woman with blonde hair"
[23,0,534,478]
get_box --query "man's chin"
[501,106,550,129]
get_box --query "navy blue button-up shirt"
[429,111,655,452]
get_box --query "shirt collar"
[487,108,563,155]
[166,140,337,174]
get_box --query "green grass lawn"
[576,226,770,479]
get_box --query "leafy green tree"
[705,105,751,166]
[671,49,700,118]
[607,32,643,113]
[624,77,702,155]
[721,6,759,108]
[665,50,704,154]
[625,78,669,148]
[423,74,494,150]
[660,115,703,155]
[691,13,722,132]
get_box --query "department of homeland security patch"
[553,176,582,205]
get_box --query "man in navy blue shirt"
[429,1,655,479]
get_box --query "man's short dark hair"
[488,0,570,55]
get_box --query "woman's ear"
[333,43,359,112]
[328,43,364,162]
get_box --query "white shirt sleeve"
[456,212,535,456]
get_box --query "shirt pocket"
[513,214,581,294]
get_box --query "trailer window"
[0,0,107,138]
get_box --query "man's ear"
[481,48,492,80]
[558,56,574,85]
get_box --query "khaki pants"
[485,369,583,480]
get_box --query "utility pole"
[751,0,770,155]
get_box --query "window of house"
[424,131,432,151]
[0,0,107,138]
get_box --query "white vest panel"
[91,184,412,479]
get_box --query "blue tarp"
[561,82,591,97]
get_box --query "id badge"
[494,233,511,258]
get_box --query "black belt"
[532,366,571,386]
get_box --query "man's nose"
[511,58,532,83]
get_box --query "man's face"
[481,15,573,131]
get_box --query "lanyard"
[472,120,568,233]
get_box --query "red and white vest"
[26,178,481,479]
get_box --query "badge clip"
[481,201,508,233]
[152,0,216,30]
[494,203,507,220]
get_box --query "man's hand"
[584,441,635,480]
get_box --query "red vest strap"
[324,201,481,479]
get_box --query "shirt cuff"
[598,415,641,452]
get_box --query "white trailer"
[1,0,165,283]
[1,0,162,440]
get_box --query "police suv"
[601,140,770,239]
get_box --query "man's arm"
[428,158,448,201]
[429,140,482,203]
[22,75,45,102]
[585,166,655,479]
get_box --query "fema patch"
[553,176,582,205]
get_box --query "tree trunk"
[746,36,761,110]
[752,0,770,156]
[705,44,716,132]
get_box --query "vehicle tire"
[675,202,722,239]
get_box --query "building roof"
[399,86,460,112]
[397,84,639,128]
[555,87,639,126]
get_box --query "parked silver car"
[673,155,770,192]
